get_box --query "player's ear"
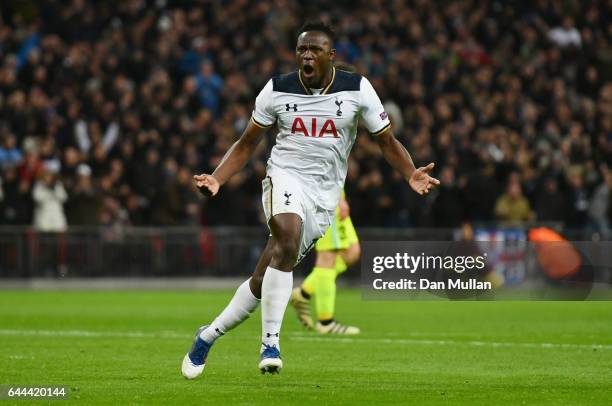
[329,48,336,61]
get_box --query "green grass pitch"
[1,290,611,405]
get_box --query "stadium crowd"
[0,0,611,235]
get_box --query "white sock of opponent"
[261,266,293,351]
[199,278,260,343]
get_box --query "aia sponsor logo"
[290,117,338,138]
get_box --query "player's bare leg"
[259,213,302,374]
[250,238,276,298]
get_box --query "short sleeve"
[359,77,391,135]
[251,79,276,128]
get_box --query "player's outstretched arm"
[193,120,267,197]
[375,129,440,195]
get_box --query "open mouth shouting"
[302,63,316,80]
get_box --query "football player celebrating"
[182,21,439,378]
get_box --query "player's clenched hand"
[193,174,220,197]
[408,163,440,195]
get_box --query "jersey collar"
[298,66,336,96]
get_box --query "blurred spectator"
[548,16,582,48]
[17,137,43,187]
[0,133,22,168]
[65,164,101,225]
[564,168,590,228]
[153,166,201,225]
[535,177,566,222]
[431,166,464,227]
[132,147,163,222]
[32,163,68,232]
[494,180,535,223]
[589,167,611,238]
[194,61,223,115]
[0,166,32,224]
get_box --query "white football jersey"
[251,67,391,210]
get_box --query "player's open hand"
[193,174,220,197]
[408,163,440,195]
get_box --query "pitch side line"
[288,335,612,350]
[0,329,186,339]
[0,329,610,351]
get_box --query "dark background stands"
[0,0,610,232]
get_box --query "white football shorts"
[262,170,335,265]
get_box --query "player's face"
[296,31,335,88]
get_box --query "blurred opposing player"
[291,191,361,334]
[182,21,439,378]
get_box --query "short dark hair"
[298,21,336,44]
